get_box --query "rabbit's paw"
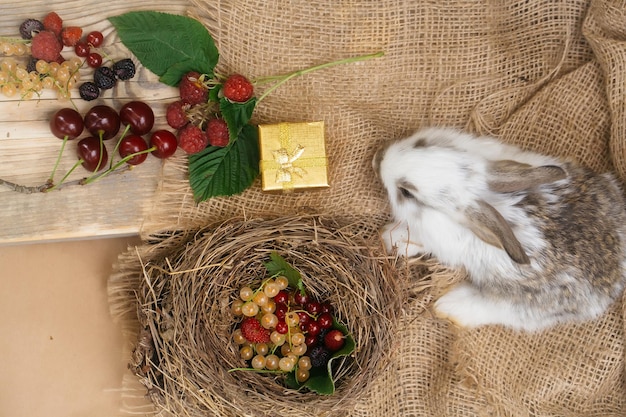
[381,221,423,257]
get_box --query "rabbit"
[373,127,626,332]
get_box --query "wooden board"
[0,0,189,244]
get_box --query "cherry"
[149,130,177,159]
[50,108,84,140]
[119,134,149,165]
[317,312,333,329]
[86,31,104,47]
[120,101,154,136]
[84,105,120,140]
[275,321,288,335]
[74,41,90,57]
[297,311,311,327]
[77,136,108,172]
[86,52,102,68]
[323,329,345,352]
[305,334,318,347]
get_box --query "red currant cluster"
[232,276,347,384]
[164,71,255,154]
[47,101,177,190]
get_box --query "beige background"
[0,236,142,417]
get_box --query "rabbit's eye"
[398,186,415,200]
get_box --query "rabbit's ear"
[464,200,530,264]
[487,160,566,193]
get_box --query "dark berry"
[112,58,136,81]
[19,19,44,40]
[93,66,117,90]
[26,57,37,74]
[78,82,100,101]
[309,345,330,368]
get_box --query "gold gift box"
[258,122,329,192]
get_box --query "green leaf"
[109,11,219,85]
[188,124,259,201]
[264,252,303,291]
[220,97,257,140]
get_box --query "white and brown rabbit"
[374,127,626,332]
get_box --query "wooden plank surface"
[0,0,189,244]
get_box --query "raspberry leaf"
[188,124,259,201]
[109,11,218,86]
[219,97,257,141]
[264,252,304,293]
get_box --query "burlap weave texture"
[134,0,626,415]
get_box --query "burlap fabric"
[113,0,626,415]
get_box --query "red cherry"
[305,334,318,347]
[323,329,346,352]
[149,130,177,159]
[119,134,149,165]
[50,108,84,140]
[320,302,333,314]
[77,136,108,172]
[297,311,310,327]
[120,101,154,136]
[84,105,120,140]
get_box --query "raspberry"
[78,82,100,101]
[165,100,189,129]
[30,30,63,62]
[42,12,63,37]
[179,71,208,105]
[206,118,230,147]
[19,19,44,40]
[177,124,209,154]
[94,66,117,90]
[112,58,136,81]
[61,26,83,47]
[240,317,271,344]
[222,73,254,103]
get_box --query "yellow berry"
[264,281,280,298]
[231,299,244,316]
[298,356,312,371]
[291,332,305,346]
[274,276,289,290]
[241,301,260,317]
[239,345,254,361]
[35,60,50,74]
[260,313,278,329]
[232,329,246,344]
[291,343,307,356]
[255,343,269,356]
[253,291,269,307]
[265,354,280,370]
[270,331,286,346]
[239,286,254,301]
[296,368,310,383]
[279,357,295,372]
[261,299,276,314]
[251,355,266,370]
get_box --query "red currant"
[274,290,289,305]
[74,41,90,57]
[305,301,322,315]
[275,321,288,334]
[305,320,321,337]
[317,312,333,329]
[294,291,310,306]
[87,52,103,68]
[86,31,104,47]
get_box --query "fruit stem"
[48,134,69,185]
[109,124,131,169]
[253,51,384,103]
[46,159,83,192]
[89,146,156,184]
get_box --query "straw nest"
[127,215,406,417]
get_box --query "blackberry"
[26,57,37,74]
[79,82,100,101]
[309,345,330,368]
[19,19,44,40]
[112,58,136,81]
[93,66,116,90]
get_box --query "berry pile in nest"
[120,215,406,417]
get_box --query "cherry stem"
[87,145,157,184]
[48,135,69,184]
[109,124,131,170]
[45,159,84,192]
[253,51,384,103]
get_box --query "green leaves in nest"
[265,252,355,395]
